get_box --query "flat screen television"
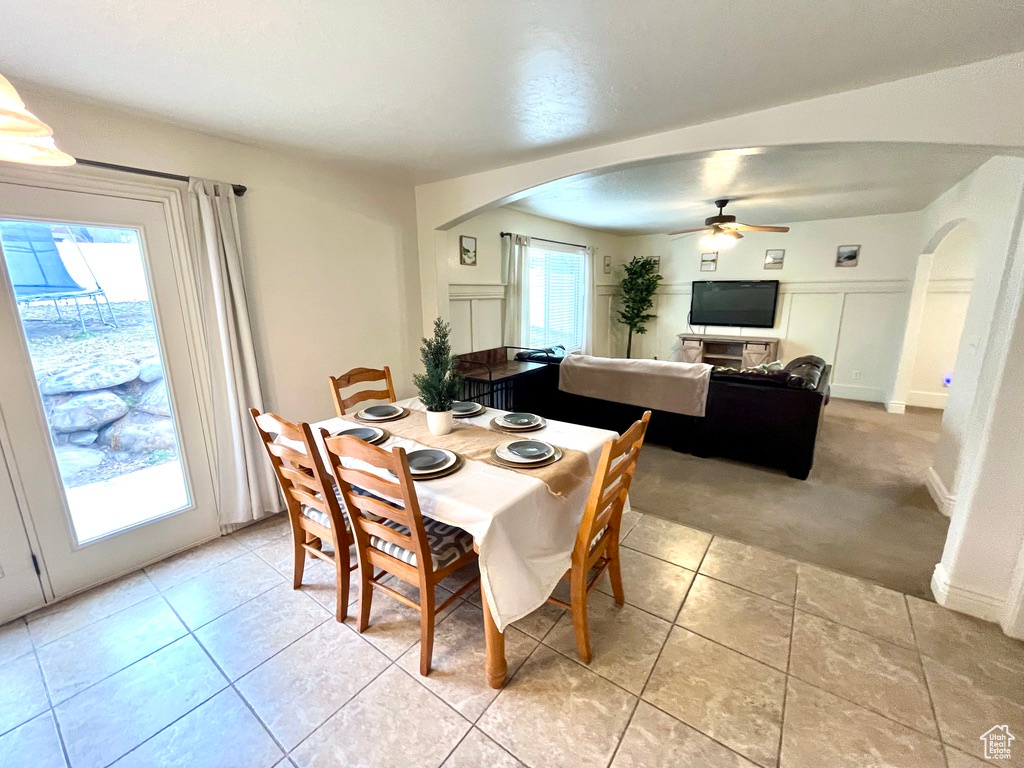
[690,280,780,328]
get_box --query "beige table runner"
[377,410,592,498]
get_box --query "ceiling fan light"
[0,73,52,138]
[700,229,738,251]
[0,134,76,166]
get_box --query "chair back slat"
[329,366,397,416]
[576,411,651,561]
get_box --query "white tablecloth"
[312,398,619,631]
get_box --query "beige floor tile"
[612,701,757,767]
[438,561,480,595]
[545,591,671,693]
[443,728,525,768]
[27,571,157,647]
[677,575,793,671]
[620,509,643,538]
[621,515,711,569]
[196,582,329,680]
[944,747,991,768]
[643,627,785,768]
[163,551,285,630]
[355,577,460,660]
[232,512,292,550]
[779,678,945,768]
[0,619,32,667]
[795,564,914,648]
[511,601,565,640]
[789,612,936,736]
[922,656,1024,764]
[396,601,537,720]
[908,596,1024,704]
[144,535,247,591]
[237,620,389,750]
[110,688,282,767]
[298,557,359,615]
[699,538,798,605]
[291,666,470,768]
[596,547,695,621]
[54,637,226,768]
[0,654,49,737]
[478,646,635,768]
[0,712,67,768]
[37,595,186,704]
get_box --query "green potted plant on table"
[617,256,663,358]
[414,317,462,435]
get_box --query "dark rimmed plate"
[501,412,540,427]
[337,427,380,442]
[407,448,453,473]
[489,416,546,433]
[452,400,483,415]
[489,445,563,470]
[504,440,554,461]
[355,406,408,423]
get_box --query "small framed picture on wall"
[459,235,477,266]
[836,244,860,268]
[602,254,612,274]
[700,252,718,272]
[764,249,784,270]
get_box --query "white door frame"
[0,165,221,608]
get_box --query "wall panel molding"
[449,283,505,300]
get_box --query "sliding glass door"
[0,179,218,610]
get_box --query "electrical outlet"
[852,370,861,381]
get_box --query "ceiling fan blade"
[667,227,709,236]
[733,224,790,232]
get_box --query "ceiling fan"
[669,199,789,250]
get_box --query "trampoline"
[0,221,117,332]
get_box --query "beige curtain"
[502,233,531,346]
[188,179,282,527]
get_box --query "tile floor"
[2,511,1023,768]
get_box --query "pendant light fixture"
[0,73,75,166]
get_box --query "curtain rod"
[74,158,248,197]
[500,231,584,250]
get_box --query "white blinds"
[526,244,586,351]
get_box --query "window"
[526,244,587,351]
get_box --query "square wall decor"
[700,252,717,272]
[764,249,784,270]
[836,244,860,268]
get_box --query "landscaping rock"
[137,380,171,417]
[100,412,177,453]
[67,430,99,447]
[50,391,129,433]
[139,357,164,384]
[54,446,105,477]
[40,359,141,395]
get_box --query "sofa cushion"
[710,367,793,388]
[784,355,827,390]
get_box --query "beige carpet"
[630,398,950,599]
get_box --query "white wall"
[15,85,421,421]
[612,212,922,403]
[446,207,624,353]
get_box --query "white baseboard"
[925,466,955,517]
[907,390,948,409]
[931,563,1005,623]
[829,383,887,402]
[886,401,906,414]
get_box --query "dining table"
[311,396,621,688]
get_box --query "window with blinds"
[526,244,586,351]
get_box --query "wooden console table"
[676,333,779,368]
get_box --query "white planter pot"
[426,409,454,436]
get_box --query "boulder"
[50,391,129,433]
[100,412,177,453]
[138,357,164,384]
[40,359,141,395]
[137,380,171,417]
[67,430,99,447]
[54,446,105,477]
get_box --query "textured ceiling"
[507,143,1002,234]
[1,1,1024,180]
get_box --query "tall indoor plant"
[617,256,663,358]
[414,317,462,435]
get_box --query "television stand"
[676,333,779,368]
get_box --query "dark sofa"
[515,350,831,480]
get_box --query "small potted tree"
[617,256,663,358]
[414,317,462,435]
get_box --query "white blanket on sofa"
[558,354,713,417]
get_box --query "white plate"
[357,405,403,421]
[407,448,457,475]
[499,412,542,428]
[496,440,555,464]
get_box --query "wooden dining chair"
[328,366,397,417]
[548,411,651,664]
[323,435,479,676]
[250,408,357,622]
